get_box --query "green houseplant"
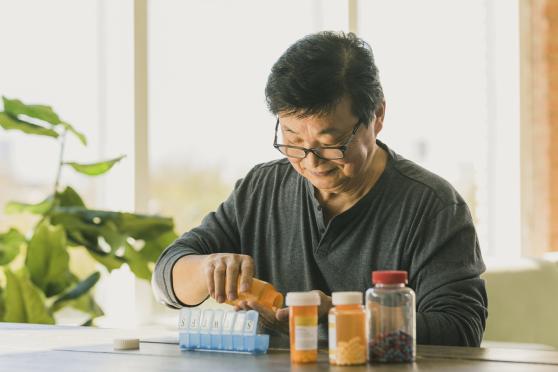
[0,96,177,325]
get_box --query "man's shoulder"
[235,158,298,195]
[382,142,464,206]
[246,158,294,179]
[251,158,292,172]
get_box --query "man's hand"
[234,290,333,335]
[314,290,333,321]
[235,300,290,334]
[203,253,254,303]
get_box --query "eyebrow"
[282,125,341,136]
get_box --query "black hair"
[265,31,384,126]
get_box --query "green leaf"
[0,112,59,138]
[89,251,125,272]
[56,186,86,208]
[140,230,178,262]
[0,286,5,321]
[49,207,174,273]
[119,213,175,241]
[26,222,73,297]
[5,196,54,215]
[124,242,151,281]
[52,272,100,308]
[72,293,103,319]
[4,268,55,324]
[64,155,125,176]
[54,293,103,320]
[51,207,174,243]
[0,228,26,265]
[61,121,87,146]
[3,96,61,124]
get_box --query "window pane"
[357,0,520,258]
[148,0,347,232]
[0,0,101,232]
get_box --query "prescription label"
[328,314,336,361]
[294,325,318,351]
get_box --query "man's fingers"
[213,262,226,303]
[276,307,289,322]
[204,262,215,299]
[238,257,254,293]
[225,262,240,301]
[246,301,275,325]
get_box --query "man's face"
[278,97,385,194]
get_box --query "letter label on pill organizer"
[222,311,236,332]
[179,309,190,329]
[233,312,246,334]
[212,310,224,332]
[243,310,258,335]
[189,309,201,330]
[201,310,212,331]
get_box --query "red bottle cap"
[372,270,408,285]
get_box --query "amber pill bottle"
[286,291,320,363]
[328,291,366,365]
[225,278,284,311]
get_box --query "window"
[0,0,102,232]
[148,0,349,232]
[1,0,522,328]
[358,0,520,258]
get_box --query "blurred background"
[1,0,557,349]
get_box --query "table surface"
[1,323,558,371]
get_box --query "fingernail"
[217,295,225,303]
[228,293,236,301]
[240,284,249,292]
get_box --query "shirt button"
[317,206,322,211]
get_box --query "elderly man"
[152,31,487,347]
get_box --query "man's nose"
[303,151,322,168]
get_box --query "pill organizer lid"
[332,291,362,305]
[285,291,320,306]
[372,270,408,285]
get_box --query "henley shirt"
[153,140,488,347]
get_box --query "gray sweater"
[153,140,487,347]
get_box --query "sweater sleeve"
[151,177,245,309]
[409,202,488,346]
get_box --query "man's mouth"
[309,169,335,177]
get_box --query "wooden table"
[1,323,558,371]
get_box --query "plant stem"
[53,129,68,195]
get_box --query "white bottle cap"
[285,291,320,306]
[113,338,140,350]
[332,291,362,305]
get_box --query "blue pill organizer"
[179,308,270,354]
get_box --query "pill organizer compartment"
[179,308,270,354]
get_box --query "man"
[152,31,487,347]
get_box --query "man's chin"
[308,177,340,192]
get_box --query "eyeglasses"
[273,118,362,160]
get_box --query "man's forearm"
[417,310,484,347]
[172,255,209,306]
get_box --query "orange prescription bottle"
[286,291,320,363]
[328,292,366,365]
[225,278,284,311]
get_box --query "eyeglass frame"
[273,118,363,160]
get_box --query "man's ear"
[373,100,386,135]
